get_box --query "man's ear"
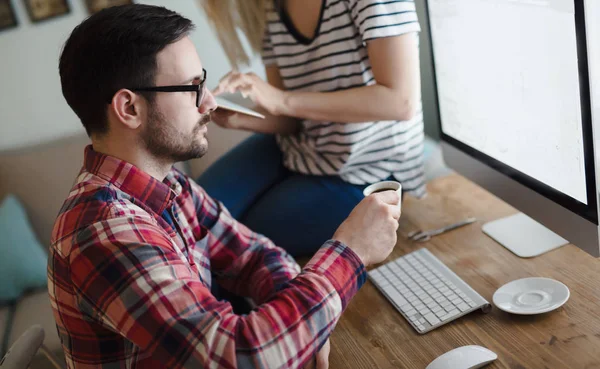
[109,89,144,130]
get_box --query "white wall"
[0,0,259,175]
[0,0,85,151]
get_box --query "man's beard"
[141,106,210,163]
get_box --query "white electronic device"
[215,97,265,119]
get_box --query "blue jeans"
[196,134,369,257]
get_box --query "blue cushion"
[0,195,48,304]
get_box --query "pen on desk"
[407,217,477,242]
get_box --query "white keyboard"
[368,248,491,334]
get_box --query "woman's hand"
[212,71,288,116]
[210,108,240,129]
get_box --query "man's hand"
[333,191,401,266]
[303,339,331,369]
[212,71,289,116]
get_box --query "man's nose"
[198,89,217,115]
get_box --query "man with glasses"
[49,4,401,369]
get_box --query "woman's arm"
[211,66,301,134]
[286,34,421,123]
[213,33,421,124]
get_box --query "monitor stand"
[482,213,568,258]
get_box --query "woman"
[198,0,425,257]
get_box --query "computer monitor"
[423,0,600,257]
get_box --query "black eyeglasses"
[131,68,207,108]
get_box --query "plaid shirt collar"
[84,145,182,215]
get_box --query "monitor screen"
[427,0,597,223]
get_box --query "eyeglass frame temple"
[128,68,207,107]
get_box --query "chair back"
[0,325,44,369]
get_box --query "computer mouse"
[426,345,498,369]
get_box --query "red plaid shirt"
[48,146,366,368]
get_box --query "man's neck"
[91,138,173,181]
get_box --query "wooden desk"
[329,174,600,369]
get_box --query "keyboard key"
[414,303,426,311]
[440,313,455,321]
[372,278,385,285]
[424,313,441,326]
[418,307,431,316]
[441,309,459,321]
[457,302,470,312]
[426,301,438,309]
[386,290,407,306]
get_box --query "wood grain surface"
[327,174,600,369]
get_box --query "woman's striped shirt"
[262,0,426,197]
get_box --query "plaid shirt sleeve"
[70,206,367,368]
[191,179,304,304]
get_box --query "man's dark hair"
[59,4,194,136]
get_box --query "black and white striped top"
[262,0,426,198]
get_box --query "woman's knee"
[241,175,365,257]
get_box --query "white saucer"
[492,277,570,315]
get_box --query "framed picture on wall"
[0,0,18,31]
[24,0,70,23]
[85,0,133,15]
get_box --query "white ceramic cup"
[362,180,402,211]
